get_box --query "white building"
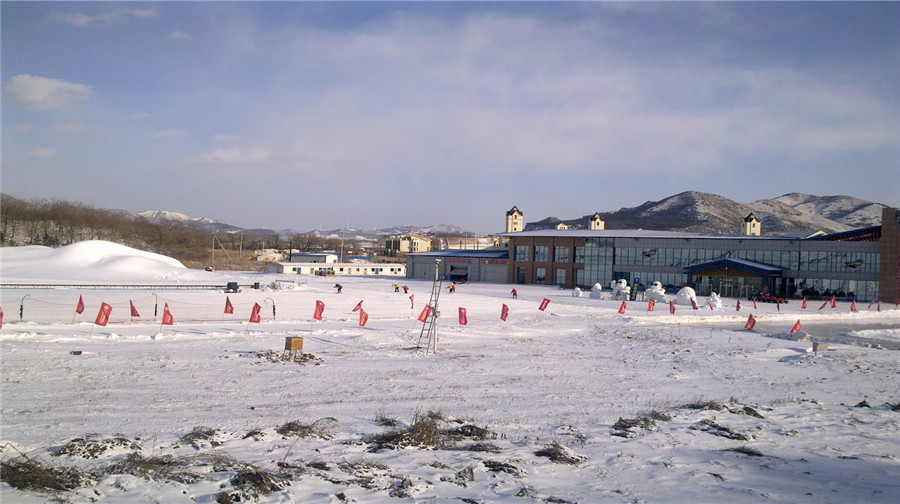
[267,262,406,277]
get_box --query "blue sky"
[3,2,898,234]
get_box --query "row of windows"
[515,244,880,274]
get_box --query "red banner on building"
[94,302,112,326]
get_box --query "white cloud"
[50,8,158,27]
[170,29,192,41]
[152,129,189,139]
[55,123,85,133]
[6,74,92,110]
[199,146,271,164]
[27,147,56,159]
[212,134,242,143]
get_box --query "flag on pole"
[1,305,4,329]
[76,295,85,314]
[501,303,510,321]
[313,300,325,321]
[801,297,808,309]
[850,300,858,312]
[790,320,802,335]
[539,298,551,311]
[736,300,741,312]
[818,301,828,311]
[669,301,676,314]
[707,300,714,311]
[417,305,432,323]
[647,299,655,312]
[130,300,141,318]
[752,298,757,309]
[776,301,781,312]
[618,301,627,314]
[224,296,234,314]
[830,296,836,308]
[94,302,112,326]
[868,299,876,309]
[358,309,368,327]
[249,302,262,323]
[458,307,468,325]
[744,314,756,330]
[877,302,881,312]
[162,303,174,325]
[690,298,699,310]
[409,294,414,309]
[353,300,364,312]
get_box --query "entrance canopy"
[683,258,783,278]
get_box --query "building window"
[515,245,530,261]
[555,268,566,285]
[534,246,549,262]
[535,267,546,283]
[575,246,585,264]
[554,246,569,263]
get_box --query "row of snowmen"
[572,279,722,308]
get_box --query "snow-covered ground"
[1,241,899,503]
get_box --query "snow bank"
[1,241,188,283]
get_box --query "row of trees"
[0,194,366,269]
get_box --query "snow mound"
[1,240,188,282]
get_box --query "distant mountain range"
[131,192,888,239]
[524,192,887,235]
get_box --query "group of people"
[392,283,410,294]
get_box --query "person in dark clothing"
[334,284,343,294]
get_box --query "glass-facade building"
[505,208,899,303]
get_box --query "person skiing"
[393,283,400,292]
[334,284,343,294]
[511,288,518,299]
[402,285,409,294]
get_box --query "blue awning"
[683,258,783,278]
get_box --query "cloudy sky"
[3,2,898,234]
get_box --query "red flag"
[359,309,368,327]
[458,307,468,325]
[752,297,757,309]
[818,301,828,311]
[313,300,325,321]
[162,303,174,325]
[618,301,627,314]
[690,298,698,310]
[250,302,262,323]
[539,298,550,311]
[744,314,756,330]
[790,320,802,335]
[94,302,112,326]
[501,303,510,321]
[417,305,432,323]
[868,299,876,309]
[736,299,741,312]
[647,299,655,312]
[707,300,714,311]
[0,305,4,329]
[669,301,676,314]
[409,294,414,309]
[224,296,234,314]
[801,297,808,309]
[353,300,364,312]
[850,300,858,312]
[776,301,781,312]
[877,302,881,312]
[130,300,141,318]
[76,295,85,314]
[830,296,836,308]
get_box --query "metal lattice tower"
[416,259,442,354]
